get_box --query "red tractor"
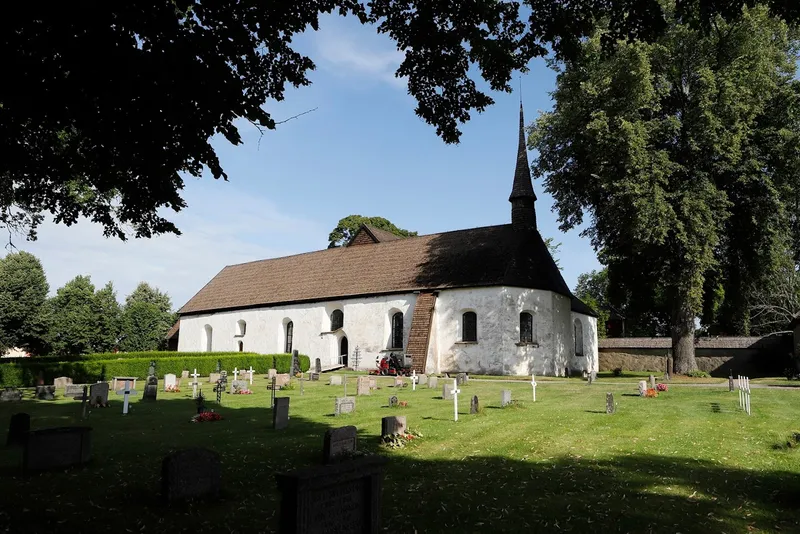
[370,352,412,376]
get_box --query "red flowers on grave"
[191,411,223,423]
[656,383,668,392]
[233,388,252,394]
[645,388,658,398]
[165,385,181,393]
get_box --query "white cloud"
[313,22,407,89]
[2,182,326,310]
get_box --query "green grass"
[1,376,799,533]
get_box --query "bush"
[687,370,711,378]
[0,352,310,387]
[273,354,311,374]
[613,368,623,377]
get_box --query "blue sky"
[7,14,601,309]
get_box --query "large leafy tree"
[49,276,98,356]
[328,215,417,248]
[120,283,175,352]
[530,4,800,373]
[92,282,122,353]
[5,2,799,241]
[0,251,50,353]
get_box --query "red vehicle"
[370,353,412,376]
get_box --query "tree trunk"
[671,295,698,374]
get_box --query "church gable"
[347,224,407,247]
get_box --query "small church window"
[203,324,213,352]
[390,312,404,349]
[236,319,246,336]
[331,309,344,331]
[520,312,534,343]
[285,321,294,354]
[462,312,477,342]
[574,318,584,356]
[238,340,243,352]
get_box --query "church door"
[340,337,349,367]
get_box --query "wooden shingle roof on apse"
[179,225,597,317]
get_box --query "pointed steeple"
[509,101,537,231]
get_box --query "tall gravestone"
[161,448,221,502]
[606,393,616,414]
[275,457,388,534]
[334,397,356,416]
[357,376,370,396]
[428,376,438,389]
[501,390,512,407]
[143,361,158,401]
[273,397,290,430]
[315,358,322,374]
[381,416,406,437]
[90,382,110,407]
[6,412,30,447]
[442,383,453,400]
[470,395,479,414]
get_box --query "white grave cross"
[452,378,461,422]
[411,370,418,391]
[190,369,200,399]
[530,374,538,402]
[115,380,139,415]
[233,367,239,382]
[248,366,254,385]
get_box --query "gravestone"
[334,396,356,416]
[322,426,357,464]
[209,373,221,384]
[729,371,735,392]
[309,373,320,381]
[638,380,647,396]
[381,415,406,437]
[649,375,656,390]
[275,374,291,388]
[6,412,30,447]
[587,373,594,385]
[357,376,370,396]
[275,456,388,534]
[291,349,301,376]
[388,395,398,408]
[428,376,438,389]
[161,448,221,502]
[89,382,110,407]
[0,388,23,402]
[330,375,343,386]
[143,376,158,401]
[369,377,377,390]
[470,395,479,414]
[35,386,55,401]
[315,358,322,374]
[164,374,177,390]
[181,370,190,379]
[273,397,290,430]
[606,393,616,414]
[393,377,404,388]
[64,384,85,399]
[501,390,512,407]
[418,374,428,386]
[232,380,248,392]
[268,369,278,380]
[23,427,92,473]
[54,377,73,390]
[456,373,467,386]
[442,383,453,400]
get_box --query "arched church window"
[236,319,246,336]
[285,321,294,354]
[390,312,404,349]
[520,312,534,343]
[238,340,243,352]
[462,312,477,342]
[574,318,584,356]
[203,324,213,352]
[331,309,344,331]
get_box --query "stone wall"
[598,333,792,377]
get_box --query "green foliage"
[687,370,711,378]
[543,237,562,270]
[119,282,174,352]
[49,275,98,357]
[328,215,417,248]
[531,6,800,371]
[0,352,309,387]
[0,251,50,354]
[92,282,121,353]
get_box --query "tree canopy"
[0,251,50,353]
[530,4,800,372]
[328,215,417,248]
[5,1,800,241]
[120,282,175,352]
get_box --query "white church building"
[176,105,599,376]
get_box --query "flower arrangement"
[380,429,423,449]
[656,383,668,392]
[645,388,658,398]
[398,401,408,408]
[233,388,252,394]
[191,411,223,423]
[165,385,181,393]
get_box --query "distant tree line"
[0,251,175,356]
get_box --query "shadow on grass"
[0,399,799,533]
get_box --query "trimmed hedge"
[0,352,310,387]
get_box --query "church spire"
[509,100,537,231]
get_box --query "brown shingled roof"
[363,225,406,243]
[179,224,596,317]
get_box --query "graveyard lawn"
[1,377,799,533]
